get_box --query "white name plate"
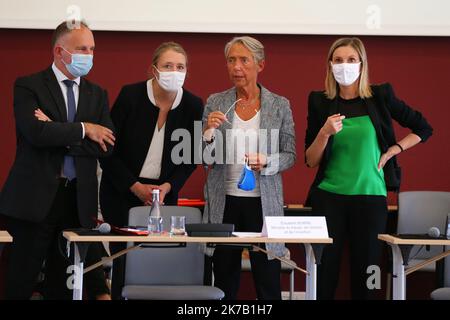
[262,216,328,239]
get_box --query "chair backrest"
[124,206,205,286]
[397,191,450,260]
[444,245,450,287]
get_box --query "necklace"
[237,94,260,110]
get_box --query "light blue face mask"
[61,47,93,78]
[237,162,256,191]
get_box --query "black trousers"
[4,179,109,300]
[311,188,388,300]
[99,177,177,300]
[212,195,281,300]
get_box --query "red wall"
[1,29,449,203]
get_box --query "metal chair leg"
[290,270,295,300]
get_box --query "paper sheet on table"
[232,232,262,238]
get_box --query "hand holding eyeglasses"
[206,98,242,130]
[206,111,228,130]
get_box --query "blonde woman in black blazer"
[99,42,203,299]
[305,37,432,300]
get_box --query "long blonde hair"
[324,37,372,99]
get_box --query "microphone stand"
[203,163,213,285]
[203,163,212,224]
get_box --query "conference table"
[63,231,332,301]
[378,234,450,300]
[0,230,13,256]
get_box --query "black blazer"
[305,83,433,204]
[99,81,203,201]
[0,67,114,227]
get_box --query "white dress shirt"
[52,63,87,178]
[51,63,85,138]
[139,79,183,179]
[226,110,261,197]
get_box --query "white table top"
[378,234,450,246]
[63,231,333,244]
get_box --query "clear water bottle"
[148,189,163,235]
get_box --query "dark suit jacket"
[305,83,433,204]
[99,81,203,225]
[0,66,114,227]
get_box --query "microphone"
[95,222,111,234]
[59,221,111,260]
[427,226,440,238]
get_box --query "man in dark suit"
[0,20,115,299]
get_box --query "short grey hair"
[224,36,265,62]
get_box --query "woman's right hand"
[320,113,346,137]
[130,182,157,205]
[205,111,227,130]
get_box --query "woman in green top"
[305,37,433,299]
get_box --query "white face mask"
[331,62,361,86]
[154,67,186,92]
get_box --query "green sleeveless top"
[318,98,387,196]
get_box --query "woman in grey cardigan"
[202,36,296,300]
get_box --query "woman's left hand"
[144,183,171,205]
[377,145,401,170]
[247,153,267,172]
[158,182,172,205]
